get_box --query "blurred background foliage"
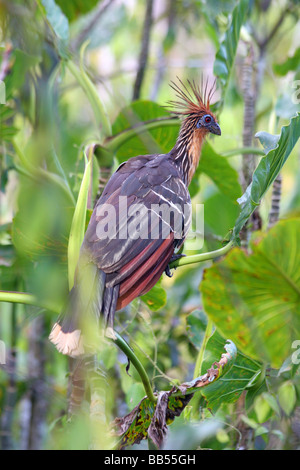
[0,0,300,450]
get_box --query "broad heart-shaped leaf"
[200,330,262,412]
[201,218,300,368]
[213,0,250,103]
[232,113,300,239]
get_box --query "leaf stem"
[222,147,265,158]
[105,118,178,154]
[193,318,214,379]
[169,240,234,269]
[113,332,157,404]
[0,291,61,314]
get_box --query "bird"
[49,78,221,357]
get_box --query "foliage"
[1,0,300,451]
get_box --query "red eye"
[205,115,211,123]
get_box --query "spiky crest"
[168,76,216,117]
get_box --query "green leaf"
[199,331,262,412]
[67,150,92,289]
[55,0,98,22]
[0,125,19,142]
[275,93,300,120]
[4,49,41,100]
[273,47,300,76]
[213,0,249,102]
[126,382,147,409]
[255,131,280,154]
[186,309,209,349]
[141,284,167,311]
[41,0,69,41]
[254,394,273,424]
[233,113,300,239]
[201,218,300,368]
[203,192,240,243]
[278,381,297,416]
[199,142,242,200]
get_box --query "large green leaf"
[213,0,249,102]
[201,218,300,368]
[55,0,98,22]
[186,311,262,412]
[199,142,242,201]
[4,49,41,100]
[232,113,300,239]
[200,331,262,412]
[273,47,300,76]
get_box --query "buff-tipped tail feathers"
[49,323,85,358]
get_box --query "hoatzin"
[49,79,221,357]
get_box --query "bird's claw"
[164,253,186,278]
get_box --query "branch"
[257,6,291,52]
[0,291,61,314]
[105,117,178,153]
[132,0,154,100]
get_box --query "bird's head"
[169,77,221,138]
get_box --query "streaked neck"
[171,125,206,186]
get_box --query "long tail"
[49,263,110,357]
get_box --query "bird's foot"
[165,253,186,278]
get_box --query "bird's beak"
[209,122,221,136]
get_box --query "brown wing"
[81,153,191,309]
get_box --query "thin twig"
[132,0,154,100]
[150,0,177,101]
